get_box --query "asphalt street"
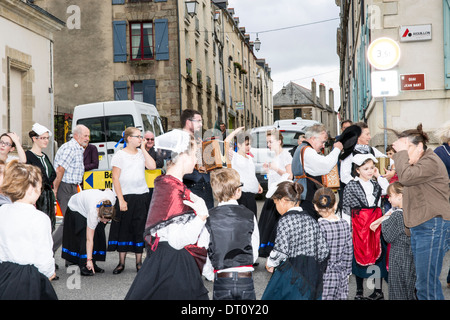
[51,199,450,300]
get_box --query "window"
[106,115,135,142]
[132,82,144,102]
[131,22,154,60]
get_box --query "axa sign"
[400,24,432,42]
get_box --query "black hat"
[336,125,362,160]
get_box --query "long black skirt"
[258,198,280,258]
[125,242,209,300]
[108,193,151,254]
[61,207,107,265]
[0,262,57,300]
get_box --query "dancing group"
[0,112,449,301]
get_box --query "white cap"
[155,129,191,154]
[352,153,378,166]
[32,123,52,136]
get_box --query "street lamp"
[254,34,261,51]
[185,0,198,17]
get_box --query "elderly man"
[144,131,164,168]
[292,124,343,219]
[52,124,90,254]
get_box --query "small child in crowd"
[262,181,329,300]
[370,182,417,300]
[203,168,259,300]
[342,153,389,300]
[314,187,352,300]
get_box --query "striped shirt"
[54,138,85,184]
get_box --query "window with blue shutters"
[444,0,450,89]
[113,21,127,62]
[143,79,156,105]
[154,19,169,60]
[114,81,128,100]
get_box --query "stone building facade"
[0,0,63,156]
[336,0,450,149]
[35,0,273,133]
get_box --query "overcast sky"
[227,0,341,110]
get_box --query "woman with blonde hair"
[0,160,57,299]
[107,127,156,274]
[258,129,293,257]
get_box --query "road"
[51,199,450,300]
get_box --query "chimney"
[319,83,326,109]
[329,88,334,111]
[311,79,317,105]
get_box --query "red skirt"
[351,207,382,266]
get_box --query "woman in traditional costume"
[62,189,116,276]
[0,161,57,299]
[125,129,209,300]
[26,123,57,232]
[258,130,292,257]
[262,181,329,300]
[342,153,389,300]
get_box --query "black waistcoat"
[206,204,254,271]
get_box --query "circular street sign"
[367,37,401,70]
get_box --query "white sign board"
[367,37,401,70]
[399,24,432,42]
[371,71,399,97]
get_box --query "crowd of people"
[0,113,449,301]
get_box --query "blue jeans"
[410,217,450,300]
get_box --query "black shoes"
[113,263,125,274]
[80,263,104,276]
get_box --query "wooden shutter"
[113,21,127,62]
[114,81,128,100]
[154,19,169,61]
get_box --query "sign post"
[367,37,401,153]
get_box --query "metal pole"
[383,96,387,153]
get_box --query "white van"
[273,117,320,131]
[72,100,164,171]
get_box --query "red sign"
[400,74,425,91]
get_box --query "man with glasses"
[144,131,165,168]
[292,124,343,220]
[180,109,214,209]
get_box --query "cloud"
[227,0,341,108]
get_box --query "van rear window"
[77,115,134,143]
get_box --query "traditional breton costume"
[0,202,57,300]
[292,141,341,220]
[203,200,259,300]
[26,123,57,232]
[61,189,116,269]
[342,154,389,284]
[107,147,151,255]
[125,130,209,300]
[231,151,260,216]
[381,208,417,300]
[318,216,353,300]
[262,207,329,300]
[258,149,292,257]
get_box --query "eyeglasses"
[35,137,50,140]
[189,118,203,124]
[236,183,244,189]
[0,141,12,147]
[130,135,143,139]
[145,138,154,141]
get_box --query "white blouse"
[354,176,389,206]
[0,202,55,278]
[68,189,116,230]
[111,149,148,195]
[231,151,259,193]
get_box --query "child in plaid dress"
[314,188,353,300]
[371,182,417,300]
